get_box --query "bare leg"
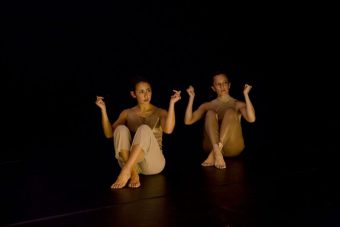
[128,166,141,188]
[204,110,220,146]
[219,108,244,157]
[201,151,214,167]
[213,142,225,169]
[111,145,144,189]
[116,149,141,188]
[203,110,226,169]
[201,130,214,166]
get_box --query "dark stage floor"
[1,140,339,227]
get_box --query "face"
[212,74,230,96]
[131,81,152,104]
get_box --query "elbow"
[104,131,114,139]
[184,119,193,125]
[104,134,113,139]
[163,129,174,134]
[248,117,256,123]
[163,123,175,134]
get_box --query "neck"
[138,103,153,112]
[217,95,231,102]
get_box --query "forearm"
[184,97,194,124]
[101,109,114,138]
[164,101,176,134]
[244,94,256,122]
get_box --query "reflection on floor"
[1,150,339,227]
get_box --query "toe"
[217,164,226,169]
[202,162,214,167]
[128,182,141,188]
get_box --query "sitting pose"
[95,76,181,189]
[184,73,255,169]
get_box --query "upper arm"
[159,109,168,130]
[187,103,208,125]
[236,101,250,122]
[112,109,128,131]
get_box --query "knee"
[136,124,152,134]
[223,108,237,119]
[114,125,130,137]
[205,110,217,119]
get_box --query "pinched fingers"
[171,90,182,102]
[95,96,106,108]
[186,85,195,96]
[243,84,252,94]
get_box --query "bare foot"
[128,168,141,188]
[111,169,131,189]
[201,151,215,167]
[213,142,226,169]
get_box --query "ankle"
[121,166,132,174]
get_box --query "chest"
[127,109,161,132]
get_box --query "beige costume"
[203,98,245,157]
[113,108,165,175]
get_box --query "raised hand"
[170,90,181,103]
[95,96,107,110]
[186,85,195,98]
[243,84,252,95]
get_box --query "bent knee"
[114,125,130,136]
[136,124,152,133]
[223,108,238,119]
[205,110,218,120]
[206,110,216,116]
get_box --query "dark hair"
[211,72,230,85]
[129,75,151,91]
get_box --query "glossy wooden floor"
[1,138,339,227]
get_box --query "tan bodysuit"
[203,98,245,157]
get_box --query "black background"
[1,1,338,169]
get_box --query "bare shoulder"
[235,100,246,109]
[112,108,129,126]
[198,102,210,111]
[119,108,130,118]
[158,108,168,117]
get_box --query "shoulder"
[199,100,217,111]
[156,107,168,117]
[235,100,246,109]
[119,108,131,117]
[199,101,211,110]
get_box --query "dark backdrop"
[1,1,337,172]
